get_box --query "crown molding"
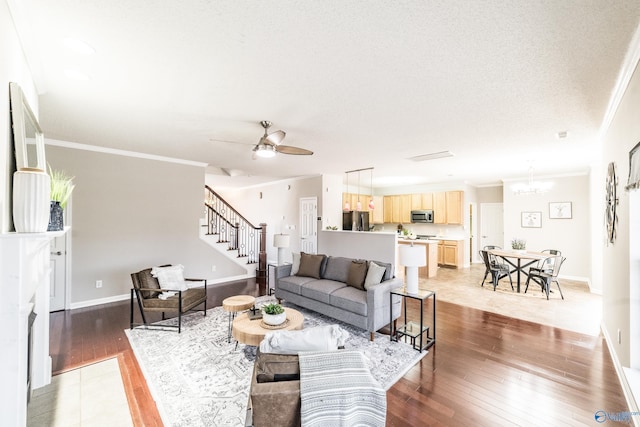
[45,139,208,167]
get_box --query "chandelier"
[512,167,553,195]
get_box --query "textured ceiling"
[14,0,640,188]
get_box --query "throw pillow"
[296,252,325,279]
[364,261,387,289]
[151,264,188,291]
[346,260,368,290]
[291,252,301,275]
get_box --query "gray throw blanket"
[298,350,386,426]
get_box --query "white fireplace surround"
[0,229,67,426]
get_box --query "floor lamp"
[273,234,290,266]
[399,243,426,294]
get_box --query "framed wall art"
[549,202,572,219]
[521,211,542,228]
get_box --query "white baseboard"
[601,321,640,426]
[70,293,130,310]
[69,274,253,310]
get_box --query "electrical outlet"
[96,280,102,289]
[211,265,217,272]
[618,329,622,344]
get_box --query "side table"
[222,295,255,343]
[390,287,436,352]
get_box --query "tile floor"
[27,358,133,427]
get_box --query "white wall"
[600,59,640,369]
[47,143,246,305]
[502,174,590,281]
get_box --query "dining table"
[488,249,549,293]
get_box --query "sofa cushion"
[291,252,301,275]
[346,260,367,290]
[322,256,353,283]
[297,252,326,279]
[371,260,393,281]
[330,286,368,316]
[364,261,386,289]
[278,275,317,295]
[300,279,347,304]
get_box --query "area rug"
[125,303,427,427]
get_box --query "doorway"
[480,203,504,250]
[299,197,317,254]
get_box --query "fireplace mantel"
[0,229,68,427]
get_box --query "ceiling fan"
[253,120,313,158]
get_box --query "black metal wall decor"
[605,162,618,244]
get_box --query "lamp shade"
[399,244,426,295]
[399,244,426,267]
[273,234,290,248]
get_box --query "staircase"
[202,185,266,281]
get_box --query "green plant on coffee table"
[511,238,526,250]
[262,303,284,315]
[48,165,75,208]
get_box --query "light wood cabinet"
[438,239,464,268]
[433,192,446,224]
[421,192,434,210]
[372,196,384,224]
[445,191,463,225]
[377,190,462,225]
[382,195,411,224]
[383,196,394,223]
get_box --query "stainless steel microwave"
[411,210,434,223]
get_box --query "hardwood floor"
[49,278,628,426]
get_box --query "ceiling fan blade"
[266,130,286,145]
[276,145,313,155]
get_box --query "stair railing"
[204,185,266,267]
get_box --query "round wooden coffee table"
[232,307,304,346]
[222,295,256,343]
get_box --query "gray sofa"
[274,254,402,340]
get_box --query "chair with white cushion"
[130,264,207,332]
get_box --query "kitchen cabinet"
[433,192,446,224]
[383,195,411,224]
[421,193,434,210]
[372,196,384,224]
[437,239,464,268]
[446,191,463,225]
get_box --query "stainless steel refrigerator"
[342,211,370,231]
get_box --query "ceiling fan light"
[254,144,276,158]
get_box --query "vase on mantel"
[47,201,64,231]
[12,169,50,233]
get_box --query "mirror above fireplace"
[9,82,46,171]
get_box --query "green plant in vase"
[511,238,526,252]
[47,165,75,231]
[262,303,286,326]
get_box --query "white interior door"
[49,235,67,311]
[480,203,504,250]
[300,197,317,254]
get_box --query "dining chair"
[483,245,502,250]
[524,255,565,300]
[480,250,513,291]
[541,249,562,256]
